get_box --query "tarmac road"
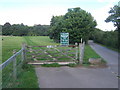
[35,41,119,88]
[88,40,119,76]
[36,66,118,88]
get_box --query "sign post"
[60,33,69,45]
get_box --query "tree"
[105,4,120,31]
[2,22,12,35]
[2,23,50,36]
[49,15,64,42]
[49,7,97,44]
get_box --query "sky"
[0,0,119,31]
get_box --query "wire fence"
[1,44,26,88]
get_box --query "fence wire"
[2,49,24,88]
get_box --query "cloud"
[0,6,67,25]
[97,0,118,3]
[0,0,118,31]
[90,2,117,30]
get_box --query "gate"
[27,44,78,65]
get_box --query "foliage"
[90,28,118,51]
[49,7,97,44]
[105,4,120,31]
[2,23,50,36]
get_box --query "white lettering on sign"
[60,33,69,45]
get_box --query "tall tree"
[105,4,120,31]
[49,7,97,44]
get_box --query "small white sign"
[47,45,54,48]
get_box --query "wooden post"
[22,44,24,62]
[79,42,85,64]
[82,42,85,61]
[13,50,16,80]
[22,43,26,61]
[75,43,78,60]
[79,43,82,64]
[81,38,82,43]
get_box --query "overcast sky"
[0,0,119,31]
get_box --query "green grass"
[26,36,59,46]
[2,36,107,88]
[2,36,41,88]
[83,44,106,64]
[2,36,62,88]
[2,36,26,62]
[14,64,39,88]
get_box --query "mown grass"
[27,36,59,46]
[2,36,39,88]
[2,36,107,88]
[2,36,26,62]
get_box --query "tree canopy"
[49,7,97,44]
[105,4,120,31]
[2,22,50,36]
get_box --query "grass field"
[2,36,106,88]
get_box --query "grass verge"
[83,44,106,65]
[14,63,39,88]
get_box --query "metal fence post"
[13,50,16,80]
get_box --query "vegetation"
[105,4,120,31]
[105,3,120,51]
[2,36,26,62]
[2,35,107,88]
[49,7,97,44]
[2,23,50,36]
[14,64,39,88]
[84,45,105,64]
[90,28,118,51]
[2,36,39,88]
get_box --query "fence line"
[1,43,27,88]
[0,49,23,70]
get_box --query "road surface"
[35,42,119,88]
[88,41,119,76]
